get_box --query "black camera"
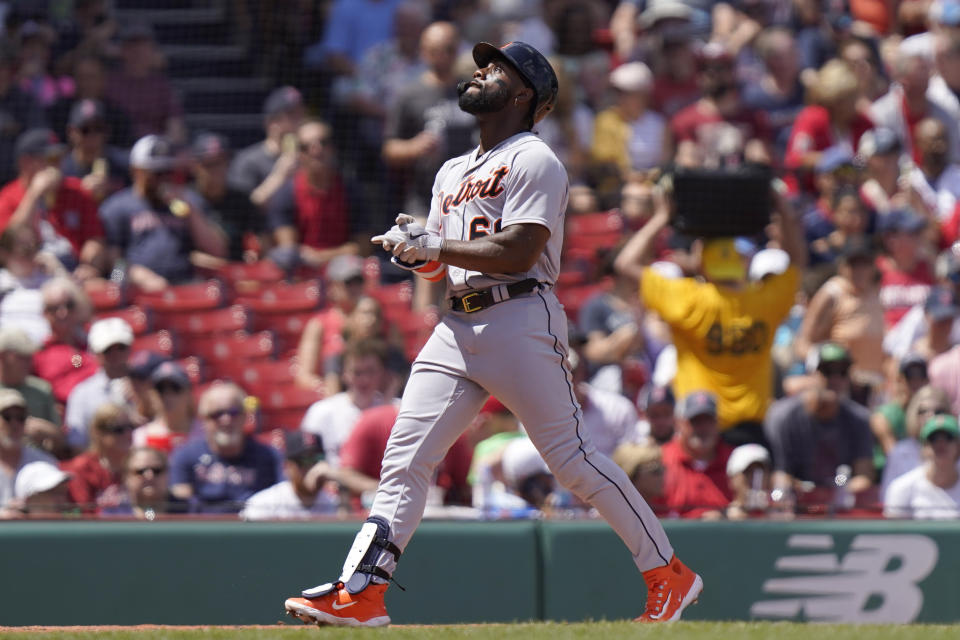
[668,166,773,238]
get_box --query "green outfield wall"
[1,519,958,625]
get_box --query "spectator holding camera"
[614,180,805,447]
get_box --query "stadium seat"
[152,305,250,338]
[215,260,285,286]
[258,407,310,432]
[174,356,206,386]
[217,358,299,390]
[566,211,624,236]
[369,281,414,322]
[236,280,322,313]
[134,280,227,313]
[130,330,176,358]
[86,282,126,312]
[93,306,151,336]
[187,331,276,366]
[556,281,612,321]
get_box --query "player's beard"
[457,79,510,115]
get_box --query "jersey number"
[468,217,502,240]
[705,321,769,355]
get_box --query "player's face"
[458,59,518,115]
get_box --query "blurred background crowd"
[2,0,960,522]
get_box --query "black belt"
[448,278,541,313]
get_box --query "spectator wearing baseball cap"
[0,127,107,281]
[63,317,136,452]
[794,235,885,396]
[875,208,934,330]
[61,402,135,514]
[242,431,340,520]
[591,61,667,177]
[99,134,228,292]
[884,414,960,519]
[59,99,129,202]
[659,391,734,519]
[228,86,304,208]
[636,384,676,446]
[132,362,201,455]
[0,388,58,513]
[105,21,185,143]
[189,131,266,262]
[725,443,772,520]
[0,327,58,426]
[12,460,72,516]
[765,342,875,493]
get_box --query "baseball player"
[284,41,702,627]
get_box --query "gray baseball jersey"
[426,131,567,292]
[365,129,675,580]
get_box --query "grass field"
[1,622,959,640]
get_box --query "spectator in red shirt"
[877,209,934,329]
[32,277,98,404]
[661,391,734,519]
[266,120,358,269]
[0,128,107,281]
[61,402,134,514]
[784,59,873,195]
[338,403,473,508]
[669,42,771,166]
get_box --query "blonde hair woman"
[783,58,874,194]
[60,402,135,513]
[881,385,952,493]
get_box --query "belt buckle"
[460,292,483,313]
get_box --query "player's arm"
[439,222,550,274]
[768,182,807,272]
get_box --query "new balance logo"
[750,534,938,623]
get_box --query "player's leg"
[475,292,701,621]
[285,320,489,627]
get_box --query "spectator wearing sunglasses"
[64,317,135,453]
[765,342,875,493]
[99,134,227,293]
[881,384,952,494]
[241,431,339,520]
[168,382,282,513]
[59,99,128,202]
[101,446,185,519]
[0,388,57,513]
[0,128,107,281]
[884,414,960,519]
[61,402,134,514]
[132,362,200,455]
[32,277,97,404]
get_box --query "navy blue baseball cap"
[816,147,855,174]
[878,209,926,234]
[678,391,717,419]
[263,86,303,119]
[472,41,559,123]
[192,132,230,163]
[925,286,960,321]
[128,350,169,380]
[638,384,676,411]
[68,99,106,128]
[15,128,64,159]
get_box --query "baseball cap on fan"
[609,62,654,93]
[87,317,134,354]
[925,286,960,322]
[14,461,70,500]
[677,390,717,419]
[129,134,174,172]
[263,86,303,119]
[192,132,231,164]
[68,99,106,129]
[15,128,64,159]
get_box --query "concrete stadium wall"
[1,519,957,625]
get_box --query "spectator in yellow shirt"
[614,183,805,447]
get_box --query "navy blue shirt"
[168,436,283,513]
[99,187,198,283]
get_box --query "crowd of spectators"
[5,0,960,522]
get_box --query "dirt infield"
[0,626,304,632]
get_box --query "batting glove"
[371,214,443,263]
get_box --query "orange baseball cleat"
[635,555,703,622]
[285,582,390,628]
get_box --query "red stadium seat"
[174,356,206,386]
[255,385,322,410]
[369,281,414,323]
[93,306,151,336]
[86,282,126,312]
[249,310,315,336]
[186,331,276,365]
[152,305,250,337]
[217,358,300,389]
[134,280,227,313]
[258,407,309,432]
[216,260,285,286]
[131,330,176,357]
[236,280,323,313]
[556,281,612,321]
[566,211,624,236]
